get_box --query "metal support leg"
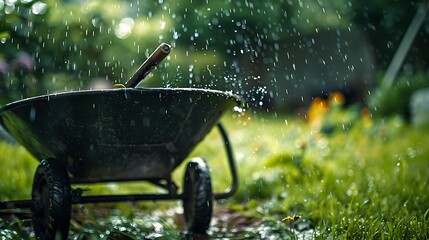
[214,122,239,200]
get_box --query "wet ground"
[1,205,316,239]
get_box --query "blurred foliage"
[369,71,429,119]
[0,142,37,201]
[0,0,166,99]
[350,0,429,69]
[1,0,427,106]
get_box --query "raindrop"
[173,31,179,39]
[31,1,47,15]
[233,106,244,113]
[92,18,100,27]
[4,3,15,14]
[29,107,36,122]
[115,18,134,39]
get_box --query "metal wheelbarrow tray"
[0,87,241,238]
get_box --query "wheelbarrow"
[0,43,242,239]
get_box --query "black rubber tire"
[182,158,213,234]
[32,159,72,240]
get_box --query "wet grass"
[1,103,429,239]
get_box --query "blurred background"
[1,1,429,238]
[1,0,429,117]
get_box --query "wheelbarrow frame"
[0,43,241,238]
[0,89,240,238]
[0,122,237,209]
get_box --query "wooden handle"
[125,43,171,88]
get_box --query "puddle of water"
[0,206,317,239]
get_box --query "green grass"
[0,143,38,201]
[1,105,429,239]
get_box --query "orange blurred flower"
[307,97,329,130]
[328,91,345,105]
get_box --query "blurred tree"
[0,0,165,101]
[350,0,429,71]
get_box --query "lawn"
[1,100,429,239]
